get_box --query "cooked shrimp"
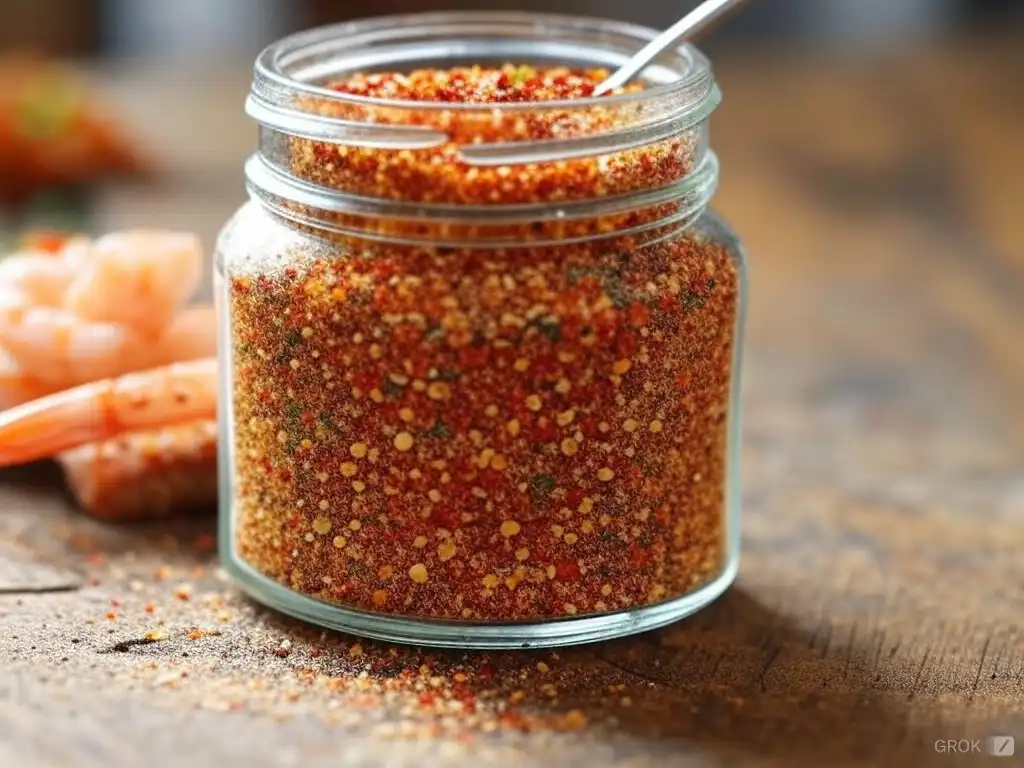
[58,419,218,520]
[0,306,149,386]
[0,233,210,388]
[0,249,77,322]
[63,230,203,338]
[0,357,216,466]
[143,303,218,368]
[0,346,47,410]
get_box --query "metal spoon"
[593,0,749,96]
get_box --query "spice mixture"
[229,65,739,621]
[287,64,699,207]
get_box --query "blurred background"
[0,0,1021,260]
[2,0,1022,57]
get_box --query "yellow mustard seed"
[427,381,451,400]
[437,539,457,561]
[408,563,429,583]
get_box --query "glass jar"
[215,11,747,649]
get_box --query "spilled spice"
[228,65,739,622]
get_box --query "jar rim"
[250,11,712,112]
[247,10,718,156]
[244,11,721,240]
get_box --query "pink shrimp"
[62,230,204,338]
[57,419,218,520]
[0,230,210,390]
[0,357,217,467]
[143,304,218,369]
[0,347,48,411]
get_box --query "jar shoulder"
[215,200,304,273]
[694,207,748,279]
[696,208,744,256]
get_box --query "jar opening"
[252,11,715,117]
[244,11,722,244]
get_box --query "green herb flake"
[426,418,452,439]
[383,379,405,398]
[684,291,707,311]
[530,474,557,495]
[424,325,446,342]
[536,320,562,342]
[436,370,461,382]
[566,266,597,286]
[284,400,302,421]
[604,279,632,309]
[284,329,303,346]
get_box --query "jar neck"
[244,11,721,247]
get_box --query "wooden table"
[2,35,1022,768]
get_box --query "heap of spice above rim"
[218,11,745,649]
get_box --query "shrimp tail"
[0,357,217,467]
[0,387,111,465]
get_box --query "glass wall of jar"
[215,11,747,649]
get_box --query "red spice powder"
[229,66,738,622]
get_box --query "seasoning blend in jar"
[216,12,747,648]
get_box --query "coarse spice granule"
[228,65,739,622]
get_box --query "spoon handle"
[594,0,748,95]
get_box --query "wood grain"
[0,35,1022,768]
